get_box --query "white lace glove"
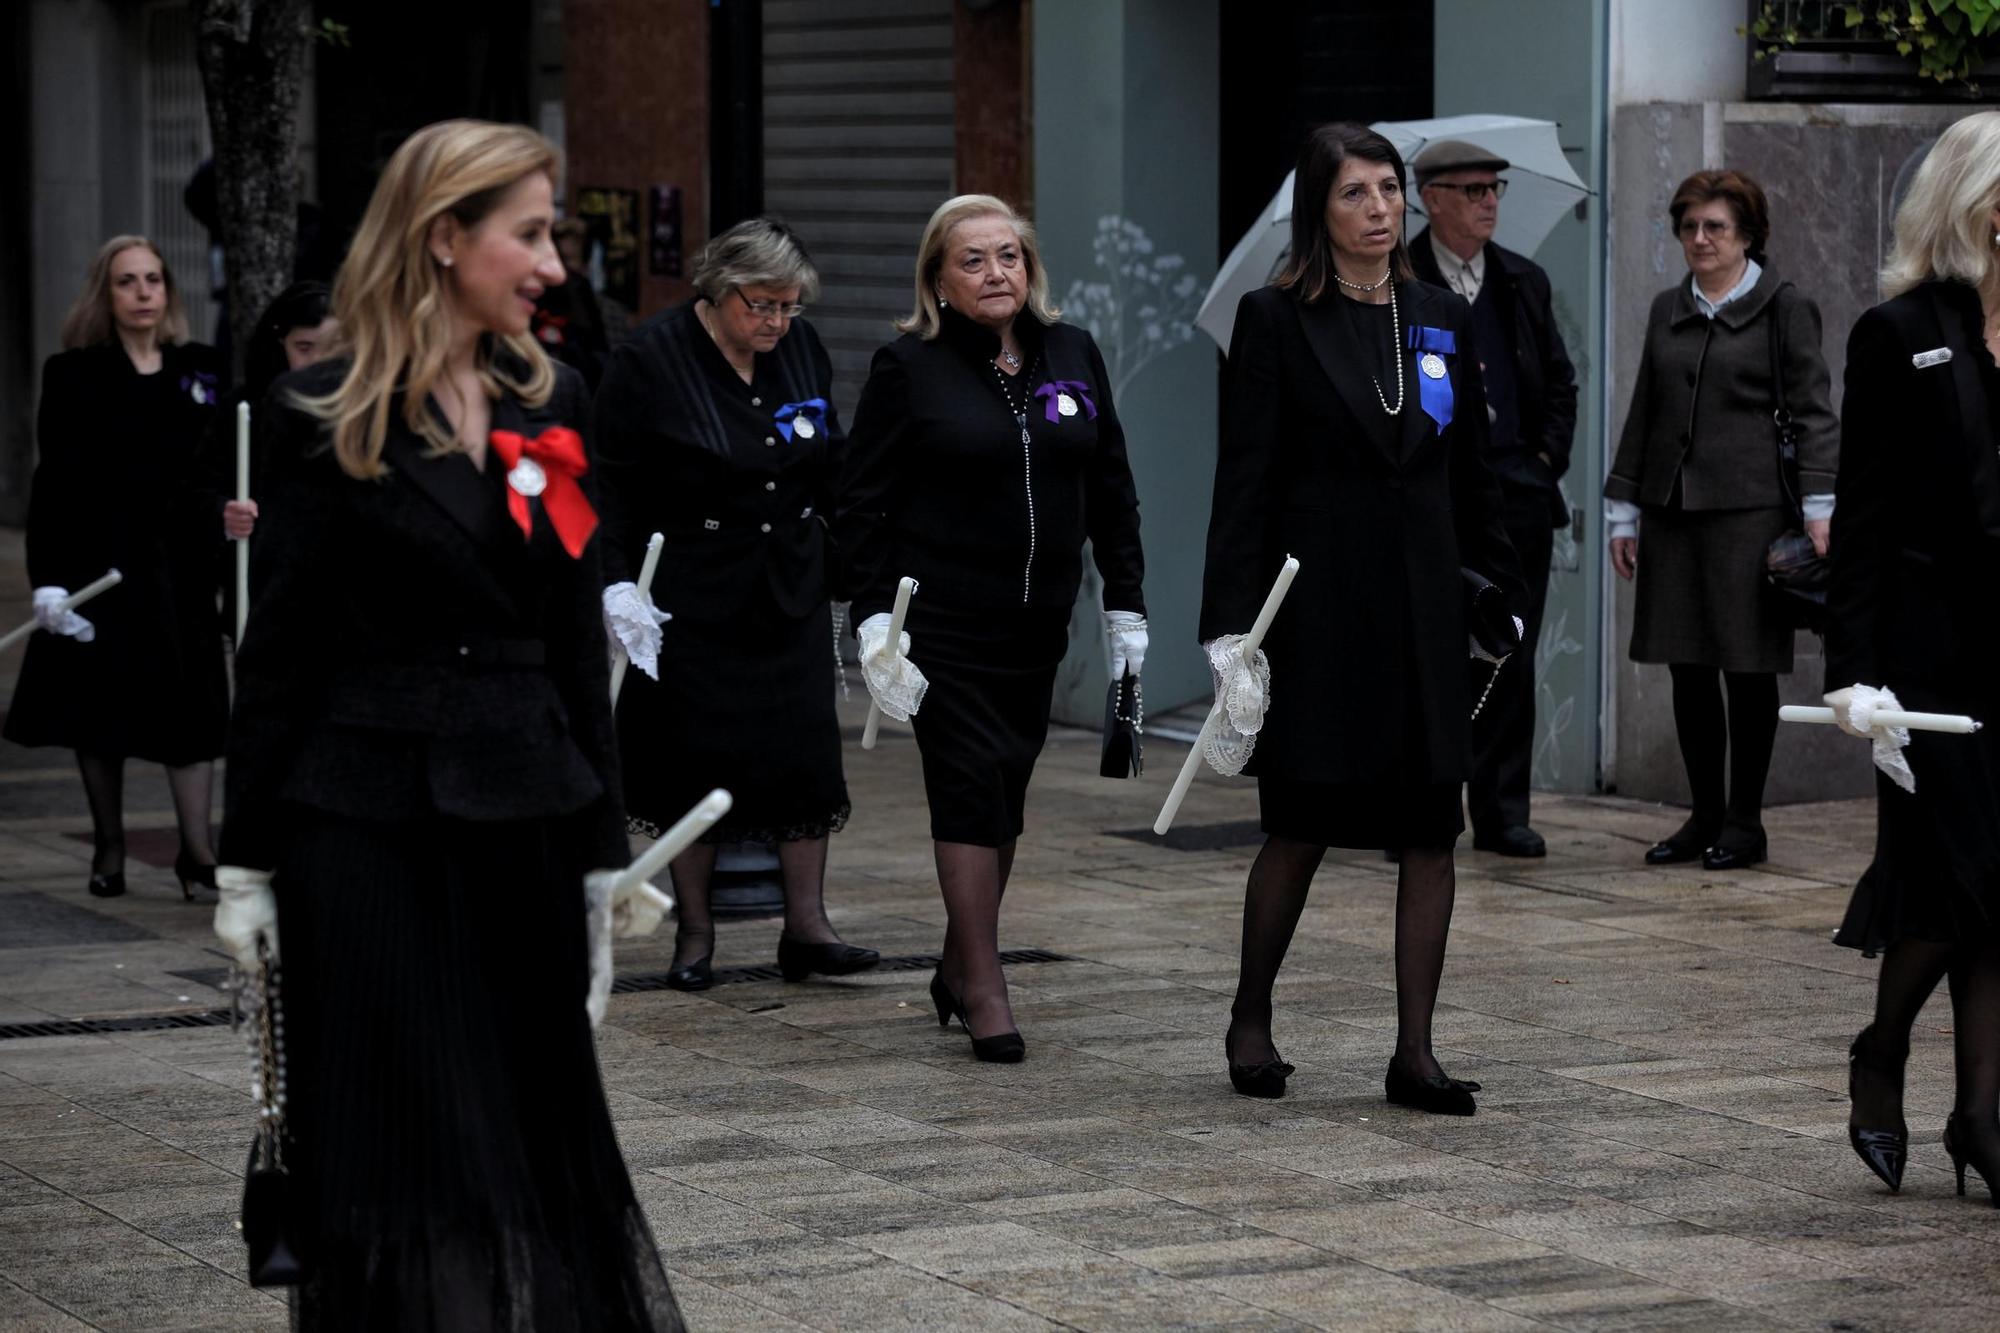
[857,611,928,721]
[31,587,95,642]
[213,867,278,973]
[1106,609,1148,680]
[581,870,675,1027]
[602,583,671,682]
[1825,685,1917,794]
[1200,635,1273,777]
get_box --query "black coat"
[1198,282,1521,786]
[594,304,840,621]
[837,307,1145,622]
[218,357,627,872]
[1409,230,1578,527]
[4,342,230,764]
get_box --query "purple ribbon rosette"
[1032,380,1097,423]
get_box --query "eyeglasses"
[734,290,806,320]
[1429,180,1509,202]
[1677,218,1735,239]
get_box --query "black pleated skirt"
[271,808,684,1331]
[906,601,1071,847]
[617,598,849,844]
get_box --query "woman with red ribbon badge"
[594,217,878,992]
[212,120,685,1329]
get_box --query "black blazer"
[1409,229,1578,525]
[1827,280,2000,706]
[1199,281,1520,786]
[837,307,1145,622]
[594,304,841,621]
[218,356,627,872]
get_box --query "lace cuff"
[603,583,671,681]
[858,616,929,721]
[1201,636,1272,777]
[1849,685,1917,794]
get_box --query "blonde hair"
[1883,111,2000,301]
[897,194,1060,339]
[302,119,560,480]
[60,236,189,350]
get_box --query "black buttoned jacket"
[217,355,627,872]
[593,304,841,621]
[836,307,1145,622]
[1198,282,1521,786]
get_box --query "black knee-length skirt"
[618,599,849,844]
[906,601,1071,847]
[271,809,684,1331]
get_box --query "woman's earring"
[439,255,454,268]
[936,292,947,307]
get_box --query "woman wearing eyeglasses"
[1604,169,1838,871]
[594,216,878,990]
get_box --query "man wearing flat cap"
[1410,138,1578,859]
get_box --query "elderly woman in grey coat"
[1605,168,1837,871]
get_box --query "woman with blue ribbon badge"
[595,218,879,991]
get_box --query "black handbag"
[1763,283,1830,633]
[239,945,306,1287]
[1464,568,1523,721]
[1100,670,1143,778]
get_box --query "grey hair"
[1883,110,2000,301]
[689,216,821,304]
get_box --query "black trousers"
[1468,486,1556,835]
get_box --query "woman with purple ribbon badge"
[595,216,878,992]
[839,194,1147,1064]
[1197,123,1521,1113]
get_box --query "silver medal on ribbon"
[1419,353,1447,381]
[1057,393,1078,418]
[507,457,548,498]
[792,414,816,439]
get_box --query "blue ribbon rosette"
[1404,326,1455,434]
[773,398,829,443]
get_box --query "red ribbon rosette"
[489,427,598,558]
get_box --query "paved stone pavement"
[2,528,1997,1330]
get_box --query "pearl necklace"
[1334,263,1393,294]
[1362,283,1405,418]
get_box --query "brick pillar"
[563,0,709,318]
[953,0,1028,209]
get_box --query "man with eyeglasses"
[1408,139,1578,859]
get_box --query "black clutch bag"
[1100,671,1143,778]
[1463,568,1522,664]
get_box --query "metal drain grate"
[613,948,1073,994]
[0,951,1080,1039]
[1109,819,1264,852]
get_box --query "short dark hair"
[1275,122,1415,304]
[1669,169,1771,263]
[245,280,333,403]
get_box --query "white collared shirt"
[1430,233,1485,305]
[1691,258,1762,320]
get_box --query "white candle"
[0,567,123,655]
[614,788,732,897]
[609,531,665,706]
[234,402,251,642]
[1779,705,1981,735]
[861,575,918,751]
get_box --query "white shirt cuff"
[1801,494,1834,523]
[1605,500,1640,541]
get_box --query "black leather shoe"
[1644,817,1718,866]
[1473,825,1546,858]
[1385,1059,1478,1116]
[1225,1030,1294,1099]
[88,872,125,899]
[1701,834,1767,871]
[929,969,1024,1061]
[1847,1025,1908,1192]
[778,937,880,983]
[664,955,713,991]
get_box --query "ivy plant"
[1747,0,2000,92]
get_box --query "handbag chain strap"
[1767,282,1806,524]
[1113,674,1144,733]
[253,938,288,1166]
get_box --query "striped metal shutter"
[762,0,955,422]
[142,1,216,345]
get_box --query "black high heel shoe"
[1846,1025,1908,1192]
[1385,1058,1480,1116]
[173,850,219,903]
[1944,1112,2000,1207]
[777,936,880,983]
[928,969,1024,1062]
[88,872,125,899]
[665,930,714,992]
[1224,1029,1294,1100]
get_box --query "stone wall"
[1605,101,1979,805]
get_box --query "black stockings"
[936,839,1018,1040]
[1229,838,1460,1078]
[666,835,845,969]
[1667,666,1778,840]
[73,752,217,877]
[1857,940,2000,1129]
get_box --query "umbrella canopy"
[1196,114,1591,353]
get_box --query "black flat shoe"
[1224,1030,1294,1100]
[174,850,219,903]
[1944,1111,2000,1207]
[1847,1024,1908,1192]
[929,969,1024,1061]
[1644,817,1717,865]
[1473,825,1546,858]
[665,955,713,992]
[1701,835,1767,871]
[88,872,125,899]
[778,936,880,983]
[1385,1059,1478,1116]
